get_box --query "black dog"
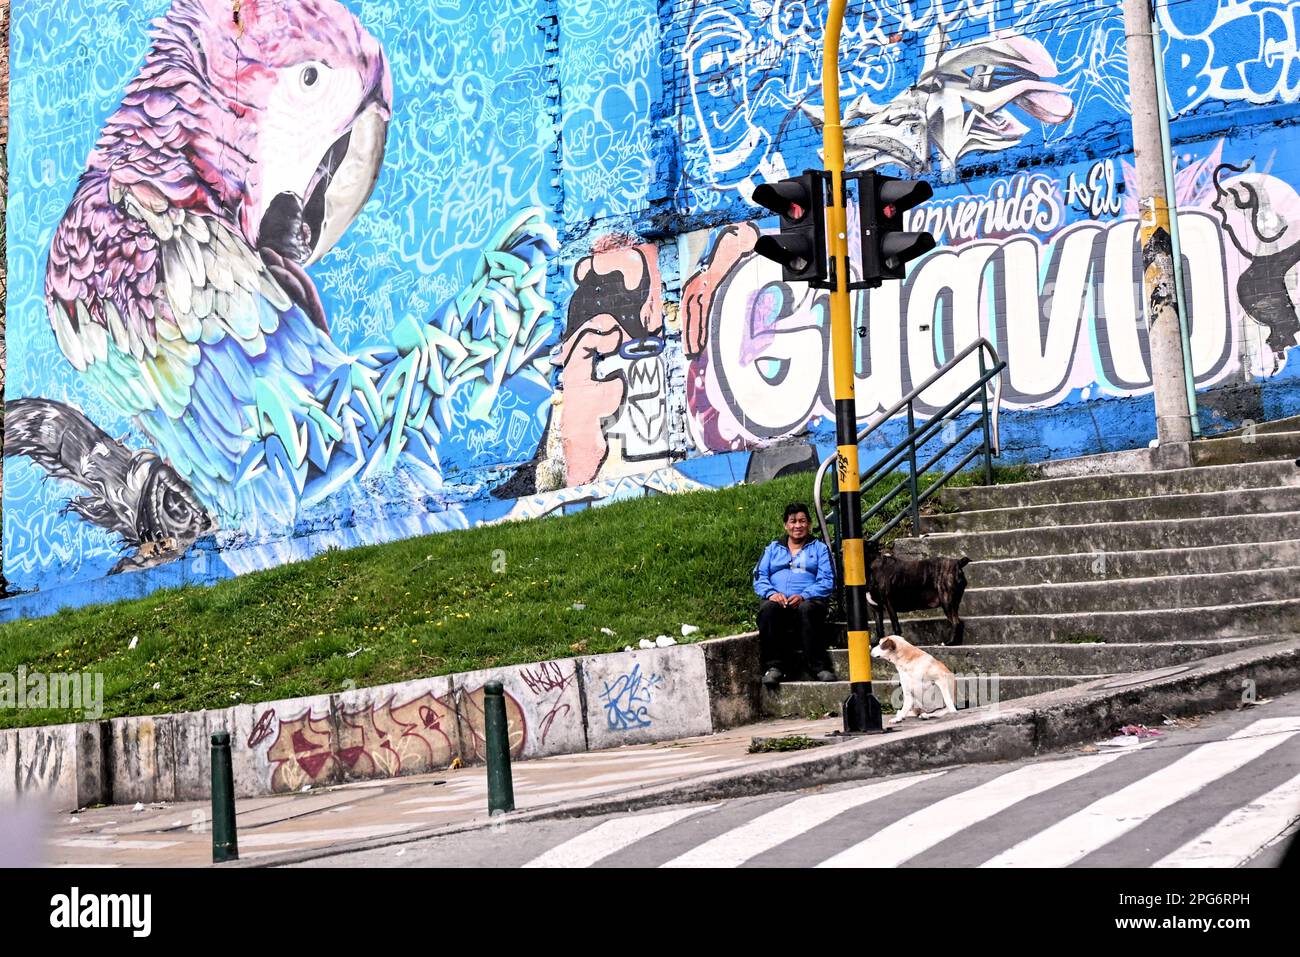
[863,540,970,646]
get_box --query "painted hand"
[682,222,758,358]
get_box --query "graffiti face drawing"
[685,9,774,187]
[558,242,668,484]
[1212,164,1300,362]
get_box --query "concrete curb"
[233,636,1300,867]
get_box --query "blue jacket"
[753,536,835,601]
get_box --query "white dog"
[871,635,958,723]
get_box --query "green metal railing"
[813,338,1006,561]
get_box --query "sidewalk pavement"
[22,715,839,868]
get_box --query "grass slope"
[0,466,1031,729]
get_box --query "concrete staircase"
[763,419,1300,718]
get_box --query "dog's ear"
[879,637,896,652]
[959,556,971,568]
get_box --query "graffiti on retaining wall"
[247,708,277,750]
[260,684,524,793]
[520,660,576,747]
[681,138,1300,452]
[599,663,663,732]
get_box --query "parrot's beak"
[302,102,388,266]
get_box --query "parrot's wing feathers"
[102,179,343,524]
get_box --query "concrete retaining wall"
[0,634,762,811]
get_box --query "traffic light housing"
[858,172,935,285]
[751,171,828,285]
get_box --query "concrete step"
[964,540,1300,587]
[1028,433,1297,480]
[760,675,1096,718]
[829,637,1281,677]
[938,460,1300,512]
[947,566,1300,616]
[925,486,1300,534]
[892,510,1300,560]
[881,598,1300,645]
[1191,431,1299,466]
[1212,415,1300,438]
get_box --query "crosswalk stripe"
[521,805,717,868]
[818,751,1135,868]
[981,716,1300,868]
[55,838,182,850]
[1152,769,1300,868]
[659,772,947,869]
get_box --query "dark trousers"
[758,598,831,675]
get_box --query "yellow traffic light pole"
[823,0,882,731]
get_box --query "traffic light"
[859,172,935,284]
[751,171,828,285]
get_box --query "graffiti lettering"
[246,708,277,750]
[907,174,1065,245]
[521,661,575,696]
[600,664,663,732]
[683,199,1237,449]
[1163,1,1300,112]
[1066,160,1124,219]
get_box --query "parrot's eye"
[301,65,320,89]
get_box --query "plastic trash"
[681,624,700,636]
[1120,724,1163,739]
[638,638,656,650]
[128,636,139,650]
[656,635,677,647]
[600,627,617,636]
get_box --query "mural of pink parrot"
[6,0,559,571]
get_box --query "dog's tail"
[958,556,971,568]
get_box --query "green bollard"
[484,680,515,816]
[211,731,239,863]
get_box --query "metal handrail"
[813,337,1004,542]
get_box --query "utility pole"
[1122,0,1194,467]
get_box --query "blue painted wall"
[5,0,1300,617]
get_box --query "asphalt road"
[292,691,1300,868]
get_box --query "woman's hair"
[784,502,811,521]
